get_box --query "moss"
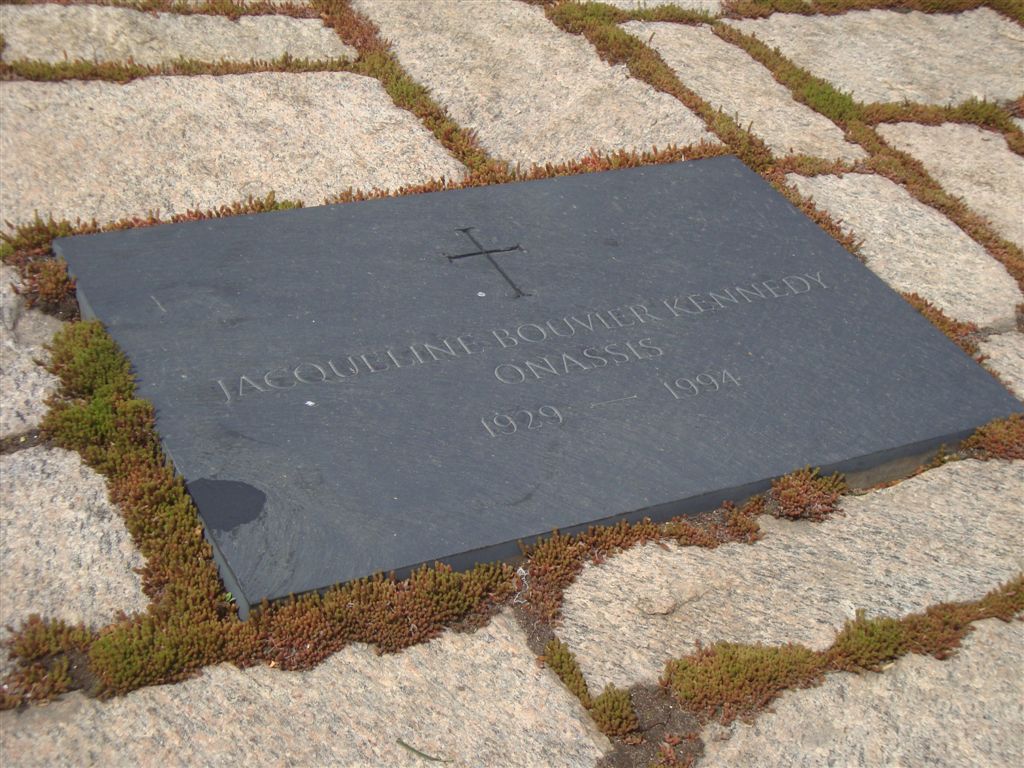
[544,638,592,708]
[960,414,1024,460]
[663,642,826,723]
[5,615,93,664]
[826,611,908,671]
[542,638,638,738]
[663,577,1024,725]
[0,54,354,84]
[18,258,76,316]
[721,0,999,18]
[0,658,73,710]
[590,683,640,737]
[0,0,319,20]
[766,467,846,521]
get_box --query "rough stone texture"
[0,447,148,678]
[0,73,467,226]
[0,611,609,767]
[701,619,1024,767]
[1014,117,1024,132]
[621,21,865,162]
[0,5,355,65]
[558,459,1024,691]
[877,122,1024,250]
[727,9,1024,106]
[351,0,716,167]
[982,332,1024,400]
[787,172,1021,331]
[0,265,61,438]
[606,0,722,12]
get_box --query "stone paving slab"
[701,618,1024,767]
[877,122,1024,250]
[787,172,1021,331]
[727,9,1024,106]
[982,332,1024,400]
[0,611,609,767]
[352,0,716,167]
[0,5,355,65]
[0,72,467,226]
[0,266,61,438]
[558,459,1024,691]
[621,21,865,162]
[0,447,148,679]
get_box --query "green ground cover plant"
[723,0,1022,25]
[0,55,354,83]
[0,0,318,20]
[662,577,1024,724]
[543,638,639,737]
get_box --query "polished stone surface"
[56,158,1022,616]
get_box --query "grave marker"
[57,157,1022,617]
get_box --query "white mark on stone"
[150,295,167,313]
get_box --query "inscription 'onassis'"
[214,272,829,402]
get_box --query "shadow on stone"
[186,478,266,532]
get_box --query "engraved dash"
[590,395,638,408]
[150,295,167,313]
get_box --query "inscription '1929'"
[481,406,564,437]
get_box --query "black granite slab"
[56,157,1022,617]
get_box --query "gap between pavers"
[557,458,1024,692]
[786,172,1021,331]
[0,611,609,768]
[0,72,468,227]
[0,5,355,65]
[0,447,149,680]
[726,8,1024,106]
[620,20,865,163]
[606,0,723,12]
[877,122,1024,251]
[700,619,1024,768]
[351,0,717,168]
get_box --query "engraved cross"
[445,227,529,298]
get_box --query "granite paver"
[0,611,609,767]
[0,447,148,678]
[701,619,1024,767]
[0,72,467,226]
[621,21,865,162]
[877,122,1024,249]
[982,332,1024,400]
[0,266,61,438]
[787,172,1021,331]
[558,459,1024,691]
[727,9,1024,106]
[351,0,716,167]
[0,5,355,65]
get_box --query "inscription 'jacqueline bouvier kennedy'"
[214,272,828,402]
